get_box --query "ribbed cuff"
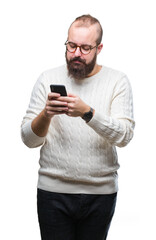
[21,120,45,148]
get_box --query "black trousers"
[37,188,117,240]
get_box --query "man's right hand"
[31,93,68,137]
[43,92,69,119]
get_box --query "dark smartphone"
[50,84,67,96]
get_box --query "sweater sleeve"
[21,73,47,148]
[87,75,135,147]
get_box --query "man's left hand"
[57,93,90,117]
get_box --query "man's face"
[66,23,101,80]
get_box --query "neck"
[87,64,102,77]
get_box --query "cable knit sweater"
[21,65,135,194]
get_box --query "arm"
[31,92,68,137]
[88,76,135,147]
[21,74,68,148]
[60,76,135,147]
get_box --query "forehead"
[68,23,98,45]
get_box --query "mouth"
[72,59,86,67]
[73,60,83,64]
[70,57,86,65]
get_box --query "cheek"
[87,51,97,63]
[85,54,94,64]
[66,51,70,60]
[66,51,75,61]
[85,55,92,63]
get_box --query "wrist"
[81,107,95,123]
[42,109,53,120]
[80,105,90,117]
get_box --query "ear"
[97,43,103,55]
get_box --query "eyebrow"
[68,41,92,47]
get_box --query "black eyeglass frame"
[65,40,98,55]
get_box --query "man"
[21,14,135,240]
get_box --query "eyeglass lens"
[66,42,91,55]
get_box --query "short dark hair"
[71,14,103,45]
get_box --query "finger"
[67,93,77,97]
[48,92,61,100]
[66,112,72,116]
[47,100,68,107]
[67,103,74,109]
[46,105,68,112]
[58,96,75,103]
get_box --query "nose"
[74,46,82,57]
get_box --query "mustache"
[69,57,86,64]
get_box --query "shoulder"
[41,65,67,79]
[34,65,67,88]
[101,65,131,88]
[101,65,126,80]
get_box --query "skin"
[31,22,103,137]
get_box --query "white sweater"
[21,65,135,194]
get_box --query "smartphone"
[50,84,67,96]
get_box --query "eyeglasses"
[65,41,98,55]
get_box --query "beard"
[65,51,97,80]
